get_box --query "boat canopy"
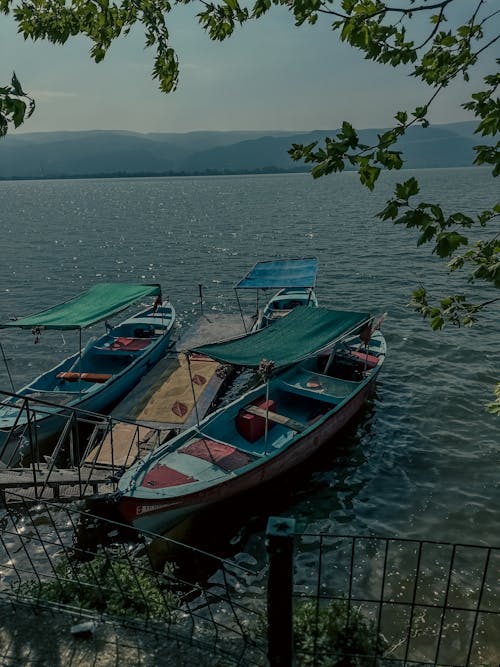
[235,258,318,290]
[0,283,161,331]
[191,306,370,369]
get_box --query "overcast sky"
[1,3,495,134]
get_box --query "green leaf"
[394,177,419,201]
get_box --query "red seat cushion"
[141,464,196,489]
[180,439,250,471]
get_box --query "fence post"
[266,516,296,666]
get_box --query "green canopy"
[192,307,370,369]
[1,283,161,330]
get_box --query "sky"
[1,2,497,134]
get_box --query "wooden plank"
[0,465,111,490]
[1,480,115,504]
[243,405,306,432]
[176,314,255,351]
[83,422,155,468]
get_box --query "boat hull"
[117,376,375,534]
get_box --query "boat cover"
[235,258,318,289]
[191,306,370,369]
[0,283,161,330]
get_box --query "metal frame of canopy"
[233,258,319,333]
[0,283,163,394]
[182,307,373,433]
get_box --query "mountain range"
[0,122,482,180]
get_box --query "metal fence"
[0,493,267,665]
[0,388,165,469]
[291,529,500,666]
[1,499,499,666]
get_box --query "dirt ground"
[0,600,264,666]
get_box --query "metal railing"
[0,390,170,502]
[1,499,499,666]
[0,492,267,665]
[289,529,500,666]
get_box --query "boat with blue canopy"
[234,257,319,331]
[0,283,176,467]
[116,306,386,534]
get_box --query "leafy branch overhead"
[281,2,499,333]
[0,0,498,396]
[0,73,35,137]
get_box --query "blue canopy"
[235,258,318,290]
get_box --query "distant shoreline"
[0,122,483,181]
[0,164,481,183]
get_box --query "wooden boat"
[255,287,319,329]
[234,257,319,331]
[115,306,385,534]
[0,283,175,466]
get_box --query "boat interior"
[199,361,361,459]
[21,313,172,397]
[139,383,355,491]
[132,337,384,495]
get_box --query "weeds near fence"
[0,493,267,665]
[294,599,387,666]
[293,533,500,666]
[18,553,180,621]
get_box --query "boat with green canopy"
[0,283,176,467]
[116,306,386,534]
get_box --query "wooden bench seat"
[57,372,112,383]
[242,405,306,433]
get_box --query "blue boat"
[234,257,319,330]
[116,306,385,534]
[0,283,176,467]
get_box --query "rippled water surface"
[0,169,498,552]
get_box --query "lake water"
[0,168,498,555]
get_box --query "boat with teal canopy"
[116,305,386,534]
[192,306,370,369]
[0,283,162,331]
[0,283,176,467]
[234,258,319,331]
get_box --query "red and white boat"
[115,307,386,534]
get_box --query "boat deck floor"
[83,314,254,469]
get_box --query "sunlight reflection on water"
[0,168,497,552]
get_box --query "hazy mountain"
[0,122,481,179]
[144,130,301,152]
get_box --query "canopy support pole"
[186,353,200,428]
[324,347,336,374]
[264,379,270,454]
[0,339,15,393]
[78,328,82,396]
[198,284,204,316]
[234,289,248,333]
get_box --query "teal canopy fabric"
[192,307,370,369]
[235,258,318,289]
[1,283,161,330]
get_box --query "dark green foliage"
[294,600,386,666]
[0,0,498,402]
[18,553,179,621]
[0,73,35,137]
